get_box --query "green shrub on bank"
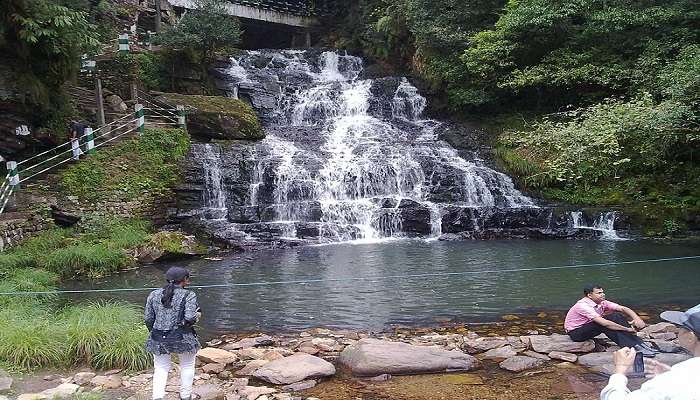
[1,217,151,278]
[0,299,150,371]
[62,302,149,369]
[43,244,131,279]
[93,325,150,371]
[0,302,65,370]
[61,128,190,202]
[82,217,151,250]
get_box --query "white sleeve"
[601,374,630,400]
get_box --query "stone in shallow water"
[339,338,479,376]
[481,345,518,360]
[281,379,317,392]
[499,356,546,372]
[253,354,335,384]
[548,351,577,362]
[462,338,509,354]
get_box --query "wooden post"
[155,0,162,33]
[305,31,311,48]
[95,77,106,127]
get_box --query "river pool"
[65,239,700,335]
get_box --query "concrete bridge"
[168,0,334,28]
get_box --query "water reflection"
[64,240,700,335]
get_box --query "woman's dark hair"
[583,284,603,296]
[161,267,190,308]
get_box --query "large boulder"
[156,93,263,141]
[197,348,238,365]
[527,334,595,353]
[135,231,206,263]
[252,353,335,384]
[338,338,479,377]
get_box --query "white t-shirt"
[601,357,700,400]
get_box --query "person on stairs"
[145,267,201,400]
[565,284,658,356]
[69,120,85,160]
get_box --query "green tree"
[155,0,241,78]
[0,0,98,106]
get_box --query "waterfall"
[203,50,546,244]
[570,211,623,240]
[202,144,227,220]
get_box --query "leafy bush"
[500,94,696,185]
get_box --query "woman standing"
[145,267,201,400]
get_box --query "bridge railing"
[232,0,328,16]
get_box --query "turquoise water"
[65,239,700,334]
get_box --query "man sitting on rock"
[600,304,700,399]
[565,284,658,356]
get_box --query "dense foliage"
[0,0,98,106]
[155,0,241,68]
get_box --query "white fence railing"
[0,103,184,216]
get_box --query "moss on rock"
[157,93,264,141]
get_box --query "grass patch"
[61,301,149,369]
[1,217,151,278]
[60,128,190,202]
[0,301,66,370]
[42,244,131,279]
[0,298,150,372]
[93,325,151,371]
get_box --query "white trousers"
[70,138,83,160]
[152,352,196,400]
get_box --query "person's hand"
[613,347,636,375]
[626,326,637,333]
[632,318,646,330]
[195,311,202,322]
[644,358,671,378]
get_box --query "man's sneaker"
[634,344,658,357]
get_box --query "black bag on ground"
[150,294,189,343]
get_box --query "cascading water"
[201,144,227,220]
[190,49,579,245]
[570,211,623,240]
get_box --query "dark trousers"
[568,312,643,348]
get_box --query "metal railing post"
[119,33,130,54]
[7,161,19,190]
[177,105,186,128]
[135,104,145,134]
[85,127,95,155]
